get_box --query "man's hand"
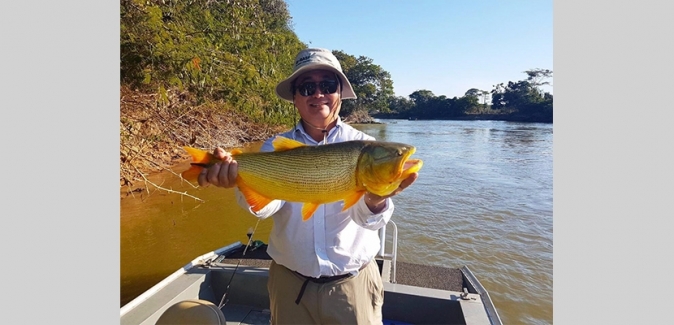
[364,172,419,213]
[197,147,238,188]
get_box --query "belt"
[294,261,370,305]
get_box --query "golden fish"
[182,136,423,221]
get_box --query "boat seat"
[155,299,226,325]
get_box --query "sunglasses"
[295,80,339,97]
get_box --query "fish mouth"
[398,147,423,178]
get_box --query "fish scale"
[233,142,365,201]
[182,137,422,221]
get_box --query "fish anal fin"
[342,191,365,211]
[272,136,306,151]
[237,177,274,212]
[301,203,320,221]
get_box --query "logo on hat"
[295,55,311,67]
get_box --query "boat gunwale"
[120,241,243,316]
[461,265,503,325]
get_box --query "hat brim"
[275,64,357,102]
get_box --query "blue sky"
[284,0,552,99]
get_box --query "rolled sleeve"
[349,196,394,230]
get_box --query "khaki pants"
[267,260,384,325]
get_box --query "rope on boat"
[217,218,262,309]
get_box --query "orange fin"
[231,148,244,155]
[183,146,215,164]
[181,165,203,182]
[182,147,218,181]
[272,136,306,151]
[342,191,365,211]
[301,203,320,221]
[236,177,274,212]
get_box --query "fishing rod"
[217,218,262,309]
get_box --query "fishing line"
[217,217,262,309]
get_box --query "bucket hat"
[275,48,357,102]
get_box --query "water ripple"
[358,120,552,324]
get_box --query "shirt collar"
[294,117,344,145]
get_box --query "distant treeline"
[381,69,553,123]
[121,0,552,128]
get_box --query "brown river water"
[120,119,553,325]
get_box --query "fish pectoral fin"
[237,177,274,212]
[272,136,307,151]
[301,203,320,221]
[342,191,366,211]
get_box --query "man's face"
[292,69,341,129]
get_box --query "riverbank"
[120,87,380,194]
[120,86,285,191]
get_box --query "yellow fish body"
[183,136,423,221]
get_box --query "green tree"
[502,80,541,109]
[408,90,435,106]
[332,51,395,116]
[465,88,481,99]
[120,0,305,126]
[491,83,506,109]
[462,89,480,109]
[387,96,415,114]
[479,90,490,109]
[524,68,553,95]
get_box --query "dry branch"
[120,86,285,194]
[133,166,205,202]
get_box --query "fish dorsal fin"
[342,191,366,212]
[272,136,306,151]
[301,203,320,221]
[231,148,244,155]
[236,177,274,212]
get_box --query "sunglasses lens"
[297,80,338,96]
[320,80,338,94]
[297,82,316,96]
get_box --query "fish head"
[357,141,423,197]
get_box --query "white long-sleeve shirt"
[235,117,394,278]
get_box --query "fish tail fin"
[181,147,215,181]
[181,165,203,182]
[183,146,212,164]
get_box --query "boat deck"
[121,242,501,325]
[210,245,469,324]
[221,244,464,292]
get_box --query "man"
[198,48,418,324]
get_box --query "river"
[120,119,553,325]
